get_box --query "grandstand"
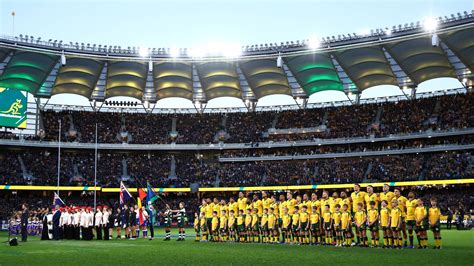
[0,6,473,266]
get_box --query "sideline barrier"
[1,179,473,192]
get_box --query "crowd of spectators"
[23,92,471,145]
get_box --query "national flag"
[53,192,65,207]
[137,197,144,225]
[146,182,160,206]
[138,188,147,201]
[119,181,132,206]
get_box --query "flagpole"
[94,123,98,212]
[57,119,61,195]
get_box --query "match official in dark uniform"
[21,204,29,242]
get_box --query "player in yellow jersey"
[303,194,312,214]
[228,210,236,242]
[236,210,245,242]
[260,208,269,243]
[379,200,391,248]
[339,191,352,212]
[365,185,379,211]
[351,184,367,213]
[212,198,221,217]
[394,188,408,247]
[429,198,442,249]
[204,199,214,236]
[310,205,321,245]
[367,201,379,247]
[211,211,219,242]
[405,191,418,248]
[251,208,260,242]
[341,204,353,247]
[379,184,395,209]
[269,195,280,242]
[228,197,239,216]
[286,192,297,215]
[219,210,227,242]
[237,192,248,212]
[262,192,272,212]
[268,207,278,243]
[414,199,428,249]
[281,207,292,243]
[199,212,208,242]
[291,206,301,244]
[354,202,368,247]
[193,212,200,242]
[322,204,332,245]
[278,195,287,227]
[329,192,341,214]
[332,204,343,247]
[339,192,353,245]
[299,205,310,244]
[390,199,402,249]
[244,208,252,242]
[252,194,263,218]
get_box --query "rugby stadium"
[0,2,473,266]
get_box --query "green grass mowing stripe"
[0,229,472,265]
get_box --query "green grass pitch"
[0,229,472,265]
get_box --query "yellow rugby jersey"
[380,207,390,227]
[341,211,351,229]
[311,200,321,215]
[310,212,320,224]
[379,191,395,206]
[229,202,238,215]
[238,198,248,211]
[300,211,309,223]
[268,214,276,228]
[415,206,427,225]
[205,205,213,218]
[286,198,297,214]
[279,201,287,218]
[219,216,227,228]
[390,208,402,227]
[297,202,304,213]
[194,218,199,229]
[211,217,219,230]
[251,214,259,226]
[368,208,378,224]
[253,200,263,216]
[340,198,351,210]
[395,196,408,217]
[270,202,279,218]
[237,215,244,226]
[332,211,342,226]
[303,201,312,214]
[320,199,331,216]
[406,199,418,221]
[354,210,366,226]
[199,205,207,216]
[261,214,268,226]
[262,198,272,210]
[351,191,367,212]
[245,214,252,226]
[429,207,441,225]
[292,213,300,225]
[365,193,379,211]
[212,203,221,217]
[220,205,228,216]
[329,197,341,213]
[282,214,291,228]
[323,211,332,223]
[228,216,235,227]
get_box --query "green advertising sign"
[0,88,27,129]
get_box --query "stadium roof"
[0,13,473,107]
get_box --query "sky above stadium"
[0,0,473,108]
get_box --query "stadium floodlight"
[169,47,180,58]
[276,52,283,68]
[138,47,149,57]
[423,17,438,32]
[61,51,66,66]
[308,35,320,50]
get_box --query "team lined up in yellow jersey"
[194,185,442,249]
